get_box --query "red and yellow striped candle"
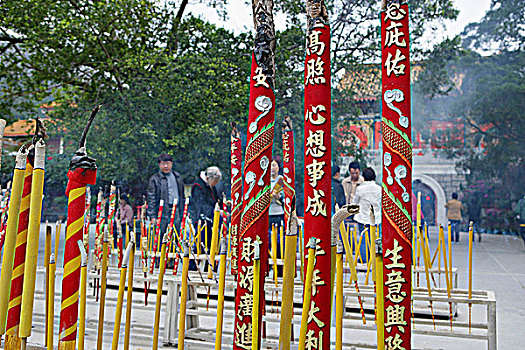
[4,158,33,346]
[58,160,97,349]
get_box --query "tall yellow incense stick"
[112,243,133,350]
[440,225,453,330]
[19,140,46,346]
[278,203,298,350]
[215,238,228,350]
[123,234,136,350]
[271,224,278,286]
[77,241,88,350]
[417,225,436,330]
[448,223,452,291]
[335,240,344,350]
[251,241,261,350]
[468,221,474,334]
[45,224,51,345]
[207,204,221,279]
[375,238,385,350]
[97,229,110,350]
[298,237,316,349]
[0,146,28,335]
[47,253,56,350]
[152,236,169,350]
[177,241,190,350]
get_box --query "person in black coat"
[146,154,185,241]
[332,165,346,213]
[190,166,223,250]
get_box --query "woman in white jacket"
[353,167,381,263]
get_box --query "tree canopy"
[1,0,458,208]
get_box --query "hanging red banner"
[303,1,332,347]
[381,2,413,349]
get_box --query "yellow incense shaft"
[112,243,133,350]
[47,254,56,350]
[418,226,432,295]
[468,222,473,299]
[77,241,88,350]
[440,226,451,295]
[278,206,298,350]
[177,241,190,350]
[207,204,221,279]
[298,237,317,349]
[375,238,385,350]
[124,235,136,350]
[370,224,377,282]
[97,230,110,350]
[215,238,228,350]
[448,223,452,291]
[251,241,261,350]
[45,224,52,345]
[340,223,358,282]
[271,224,278,286]
[153,238,168,350]
[417,192,421,229]
[335,241,344,350]
[0,147,28,334]
[19,140,46,340]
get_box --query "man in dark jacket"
[332,165,346,213]
[146,154,185,241]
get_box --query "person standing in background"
[342,161,364,205]
[331,165,346,212]
[352,167,381,263]
[146,154,185,242]
[446,192,463,243]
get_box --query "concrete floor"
[3,226,525,349]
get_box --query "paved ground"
[3,225,525,349]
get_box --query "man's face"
[271,160,279,177]
[350,168,360,182]
[159,160,173,174]
[209,176,221,188]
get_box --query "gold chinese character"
[305,329,320,350]
[305,57,326,85]
[305,130,326,158]
[311,269,326,297]
[237,293,253,319]
[241,237,256,263]
[385,3,407,22]
[385,49,406,77]
[385,270,406,303]
[253,67,269,88]
[307,30,326,56]
[306,189,327,217]
[385,333,406,350]
[385,239,405,269]
[385,21,407,48]
[305,105,327,125]
[385,304,407,333]
[235,323,252,349]
[306,159,326,187]
[307,300,325,328]
[238,265,254,292]
[283,151,290,164]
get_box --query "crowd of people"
[113,153,509,255]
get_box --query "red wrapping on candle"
[230,127,242,275]
[381,2,413,348]
[302,8,332,346]
[58,167,97,346]
[5,160,33,335]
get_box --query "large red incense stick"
[302,0,332,346]
[381,2,413,348]
[232,0,276,348]
[230,123,243,275]
[58,107,98,349]
[282,117,295,231]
